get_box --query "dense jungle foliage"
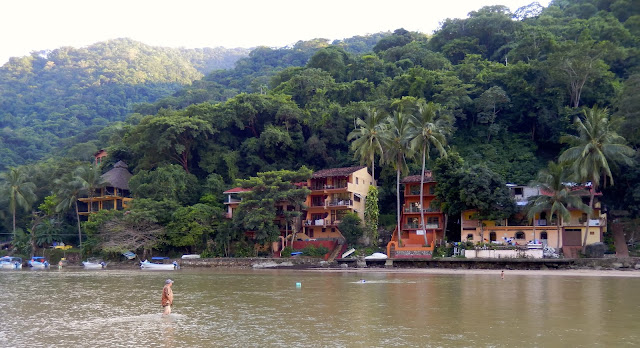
[1,0,639,257]
[0,39,250,169]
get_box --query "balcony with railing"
[403,222,419,229]
[310,182,349,191]
[327,199,353,207]
[405,186,436,197]
[403,206,441,213]
[304,219,342,227]
[225,196,242,204]
[403,222,440,230]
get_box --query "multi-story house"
[224,166,373,240]
[387,172,444,258]
[460,183,605,257]
[302,166,373,240]
[223,166,374,256]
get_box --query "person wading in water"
[162,279,174,316]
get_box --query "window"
[356,177,359,184]
[467,234,474,240]
[514,187,523,195]
[354,194,361,202]
[311,196,324,207]
[309,229,314,238]
[579,213,588,224]
[427,217,439,225]
[490,232,496,241]
[515,231,525,239]
[540,232,548,240]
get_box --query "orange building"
[78,161,133,216]
[94,149,108,166]
[302,166,373,240]
[387,172,444,258]
[223,166,374,255]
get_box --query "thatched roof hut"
[101,161,133,190]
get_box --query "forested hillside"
[0,38,249,169]
[2,0,639,255]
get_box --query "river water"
[1,268,639,347]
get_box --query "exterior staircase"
[327,239,346,262]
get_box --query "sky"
[0,0,552,65]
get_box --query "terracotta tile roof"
[401,171,435,183]
[223,187,252,194]
[312,166,367,178]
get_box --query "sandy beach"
[305,267,640,277]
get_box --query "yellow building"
[460,184,605,257]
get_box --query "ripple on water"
[2,269,640,347]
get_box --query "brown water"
[1,268,639,347]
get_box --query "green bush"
[231,241,254,257]
[433,245,452,258]
[281,246,294,258]
[301,245,329,257]
[379,214,396,228]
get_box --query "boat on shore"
[82,260,107,269]
[140,260,179,270]
[28,257,49,269]
[0,256,23,269]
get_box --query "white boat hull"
[82,261,106,269]
[140,260,178,270]
[29,261,49,268]
[0,262,22,269]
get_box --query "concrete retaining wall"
[464,249,543,259]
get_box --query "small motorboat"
[82,260,107,269]
[364,252,388,260]
[0,256,23,269]
[28,256,50,268]
[140,260,179,270]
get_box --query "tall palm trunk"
[370,145,376,186]
[75,200,82,246]
[420,143,428,246]
[582,189,595,253]
[532,216,536,243]
[12,205,16,238]
[557,216,561,250]
[396,163,402,247]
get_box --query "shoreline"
[300,267,640,277]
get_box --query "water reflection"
[1,269,639,347]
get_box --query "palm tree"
[74,164,105,216]
[559,106,635,251]
[347,108,386,184]
[527,161,590,249]
[409,101,450,246]
[55,174,86,245]
[381,111,415,247]
[0,167,37,237]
